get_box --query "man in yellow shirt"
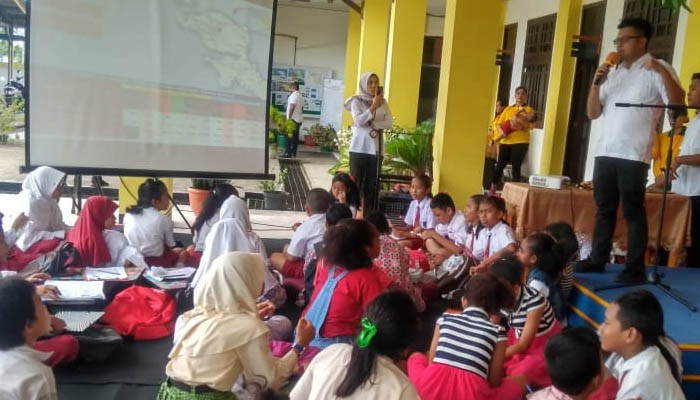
[650,109,688,183]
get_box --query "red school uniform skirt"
[408,353,523,400]
[144,247,180,268]
[1,239,62,272]
[504,320,562,387]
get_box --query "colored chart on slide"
[29,0,274,175]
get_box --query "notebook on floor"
[54,311,105,333]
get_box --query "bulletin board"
[270,65,332,117]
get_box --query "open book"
[43,280,105,303]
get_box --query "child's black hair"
[545,326,602,396]
[412,174,433,198]
[326,203,353,226]
[125,179,168,215]
[364,211,391,235]
[331,172,361,210]
[614,290,681,383]
[306,188,333,214]
[544,222,579,264]
[0,278,38,350]
[322,219,377,271]
[191,184,238,234]
[463,273,514,316]
[336,290,419,397]
[489,256,524,286]
[482,195,507,215]
[467,194,487,236]
[430,192,455,211]
[524,232,565,278]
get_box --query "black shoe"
[614,268,646,284]
[574,258,605,273]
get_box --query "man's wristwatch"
[292,343,305,354]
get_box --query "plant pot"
[304,135,317,146]
[263,191,288,210]
[320,145,334,152]
[188,187,211,216]
[276,134,288,149]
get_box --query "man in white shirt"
[670,73,700,267]
[578,18,685,283]
[284,82,304,158]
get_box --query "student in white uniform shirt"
[284,81,304,158]
[579,17,685,283]
[345,72,393,212]
[123,179,186,267]
[670,73,700,267]
[470,196,517,274]
[186,184,238,267]
[0,278,57,400]
[599,290,685,400]
[270,189,332,279]
[393,174,436,249]
[421,193,466,268]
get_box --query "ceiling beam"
[12,0,25,14]
[340,0,361,14]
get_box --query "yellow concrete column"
[385,0,427,128]
[357,0,391,84]
[432,0,505,208]
[118,177,173,217]
[342,11,361,129]
[678,1,700,119]
[539,0,583,175]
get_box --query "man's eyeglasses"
[613,35,642,45]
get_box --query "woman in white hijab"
[10,166,68,252]
[344,72,393,212]
[161,252,315,400]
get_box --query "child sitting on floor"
[470,196,517,274]
[599,290,684,400]
[124,179,185,267]
[489,256,561,387]
[408,273,526,400]
[329,172,361,218]
[270,188,332,279]
[365,211,425,312]
[393,174,436,249]
[186,183,238,267]
[291,290,421,400]
[67,196,147,269]
[434,194,486,264]
[421,193,466,268]
[517,232,567,322]
[0,278,57,400]
[544,222,579,300]
[531,327,619,400]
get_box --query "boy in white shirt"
[0,278,57,400]
[271,189,332,279]
[670,72,700,267]
[422,193,466,268]
[598,290,684,400]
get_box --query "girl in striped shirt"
[407,274,527,400]
[490,256,561,387]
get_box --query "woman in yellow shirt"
[489,87,535,189]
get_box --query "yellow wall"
[357,0,391,84]
[432,0,505,208]
[342,12,361,129]
[118,177,173,217]
[679,1,700,118]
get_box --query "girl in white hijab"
[161,252,315,399]
[344,72,393,212]
[11,166,68,252]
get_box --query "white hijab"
[14,166,67,250]
[191,218,255,288]
[219,196,270,265]
[344,72,376,111]
[170,252,269,358]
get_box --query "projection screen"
[27,0,275,177]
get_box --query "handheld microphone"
[594,52,620,86]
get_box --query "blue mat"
[569,265,700,400]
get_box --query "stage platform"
[569,265,700,399]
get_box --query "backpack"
[103,286,176,340]
[39,242,82,276]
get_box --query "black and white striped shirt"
[502,285,556,338]
[433,307,507,380]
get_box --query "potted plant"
[258,168,289,210]
[188,178,229,216]
[0,100,23,143]
[269,108,297,153]
[307,123,336,152]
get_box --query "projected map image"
[29,0,274,175]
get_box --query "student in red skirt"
[123,179,185,267]
[408,273,527,400]
[186,184,238,267]
[489,256,561,387]
[393,174,435,249]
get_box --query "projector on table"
[528,175,570,190]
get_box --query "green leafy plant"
[662,0,691,12]
[269,108,297,138]
[0,100,24,143]
[190,178,230,191]
[305,123,336,148]
[258,168,289,192]
[383,119,435,176]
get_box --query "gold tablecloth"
[501,182,693,266]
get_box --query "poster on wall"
[270,65,332,118]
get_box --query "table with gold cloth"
[501,182,693,267]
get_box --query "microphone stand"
[595,102,698,312]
